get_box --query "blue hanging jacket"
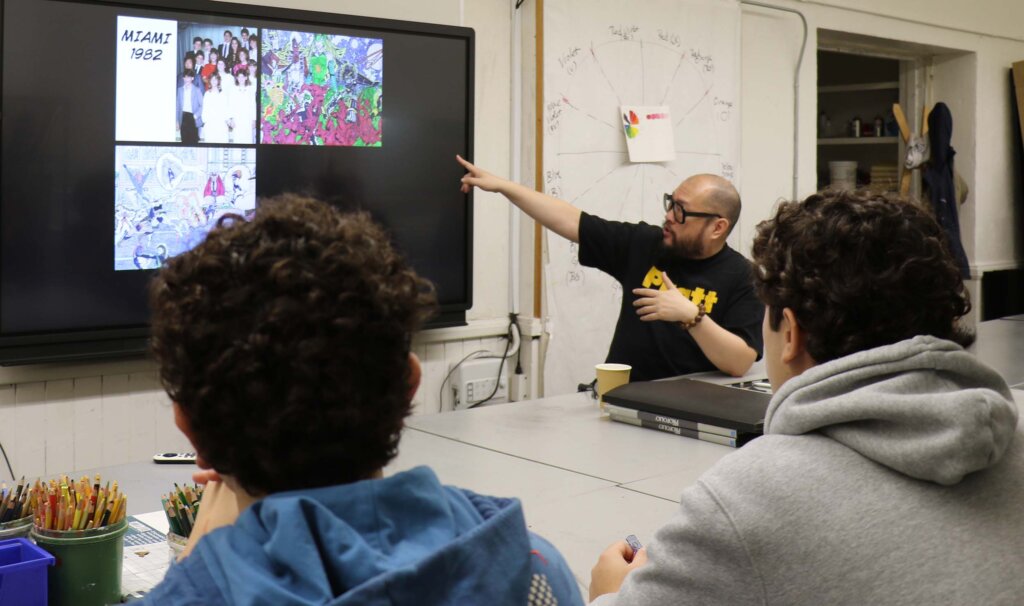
[143,466,583,605]
[922,102,971,278]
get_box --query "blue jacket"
[175,81,204,128]
[143,467,583,605]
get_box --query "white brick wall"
[0,326,524,482]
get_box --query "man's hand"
[632,272,698,323]
[590,540,648,602]
[457,155,509,194]
[456,154,582,242]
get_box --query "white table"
[90,392,734,597]
[405,392,735,486]
[92,383,1024,598]
[394,394,735,591]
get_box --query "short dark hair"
[192,36,202,45]
[241,27,250,35]
[182,68,195,79]
[203,38,213,45]
[150,195,437,495]
[751,189,972,363]
[224,29,233,37]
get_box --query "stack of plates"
[869,164,899,192]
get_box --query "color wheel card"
[620,105,674,162]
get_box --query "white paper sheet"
[620,105,675,162]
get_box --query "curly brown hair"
[751,190,972,363]
[150,194,436,495]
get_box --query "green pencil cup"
[31,519,128,606]
[0,515,33,540]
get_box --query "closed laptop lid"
[603,378,770,433]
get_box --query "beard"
[658,222,708,263]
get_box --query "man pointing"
[458,155,762,380]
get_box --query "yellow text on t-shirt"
[641,266,719,313]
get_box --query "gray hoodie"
[595,336,1023,605]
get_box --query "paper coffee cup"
[595,363,631,406]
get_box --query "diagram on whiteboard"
[542,0,740,396]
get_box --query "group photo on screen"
[260,29,382,146]
[177,22,259,144]
[114,145,257,271]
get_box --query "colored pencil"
[161,483,204,537]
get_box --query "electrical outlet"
[453,358,508,409]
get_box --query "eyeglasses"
[663,193,721,224]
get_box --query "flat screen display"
[0,0,473,363]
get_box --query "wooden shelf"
[818,81,899,93]
[818,136,899,146]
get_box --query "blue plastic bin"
[0,537,55,606]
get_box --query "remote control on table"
[152,452,197,464]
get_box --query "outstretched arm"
[457,155,581,243]
[632,273,756,377]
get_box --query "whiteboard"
[542,0,741,395]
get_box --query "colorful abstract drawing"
[260,30,382,146]
[114,146,257,271]
[623,110,640,139]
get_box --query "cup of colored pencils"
[163,483,203,561]
[0,477,39,538]
[31,474,127,534]
[29,474,130,606]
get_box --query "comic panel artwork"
[260,30,382,146]
[114,146,256,271]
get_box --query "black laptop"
[602,378,772,434]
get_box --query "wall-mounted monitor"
[1,0,474,364]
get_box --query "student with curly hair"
[142,195,583,605]
[589,190,1024,604]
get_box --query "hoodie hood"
[177,467,540,605]
[765,335,1017,486]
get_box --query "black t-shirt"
[578,212,764,381]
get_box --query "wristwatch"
[680,303,706,330]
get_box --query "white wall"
[739,0,1024,275]
[0,372,191,480]
[795,0,1024,44]
[738,6,804,257]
